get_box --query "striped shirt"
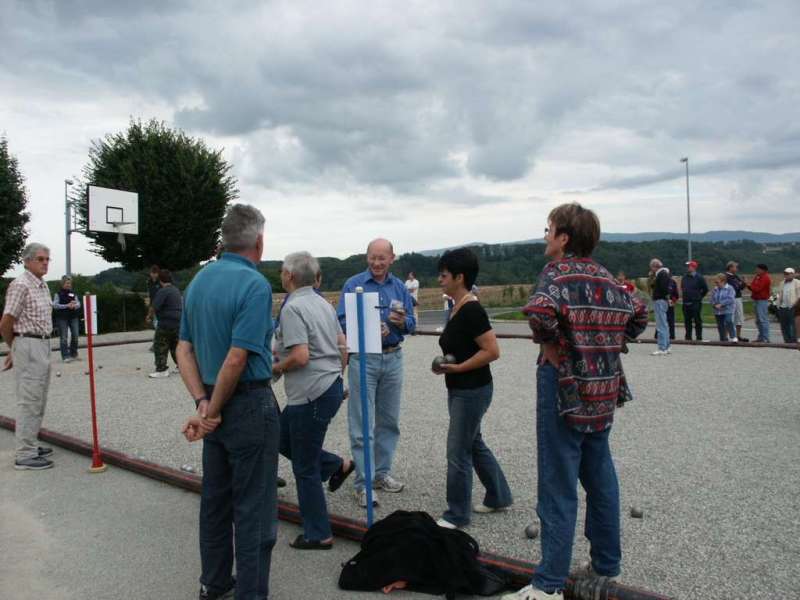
[523,256,648,433]
[3,270,53,336]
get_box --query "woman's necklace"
[449,293,477,318]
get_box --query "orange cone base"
[89,462,108,473]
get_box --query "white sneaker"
[650,350,666,356]
[665,348,671,354]
[373,474,404,493]
[730,337,739,343]
[435,326,444,333]
[473,503,511,514]
[148,370,170,378]
[436,517,458,529]
[355,489,379,508]
[572,560,620,583]
[502,584,563,600]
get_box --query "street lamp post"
[680,157,691,262]
[65,179,74,275]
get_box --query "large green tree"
[0,137,30,276]
[77,119,238,271]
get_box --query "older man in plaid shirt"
[1,243,56,470]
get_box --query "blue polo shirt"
[337,270,416,349]
[180,253,273,385]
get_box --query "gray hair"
[61,275,72,283]
[282,251,320,288]
[22,243,50,261]
[221,204,265,252]
[649,258,662,269]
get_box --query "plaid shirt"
[523,256,648,433]
[3,270,53,336]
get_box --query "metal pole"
[355,286,374,526]
[65,180,73,275]
[84,294,107,473]
[681,158,691,262]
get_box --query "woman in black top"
[432,248,512,529]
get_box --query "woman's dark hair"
[158,269,173,284]
[548,202,600,257]
[150,264,160,274]
[438,247,479,290]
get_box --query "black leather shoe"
[38,446,53,457]
[289,534,332,550]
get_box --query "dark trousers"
[778,307,797,343]
[715,314,736,341]
[279,377,344,542]
[443,382,512,527]
[55,317,80,359]
[200,386,279,600]
[682,302,703,340]
[153,327,178,371]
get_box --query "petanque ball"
[56,372,61,377]
[180,464,196,473]
[525,524,539,539]
[431,355,446,370]
[443,354,456,364]
[84,371,90,375]
[136,367,141,371]
[97,365,103,370]
[630,507,644,519]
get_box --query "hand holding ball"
[431,354,457,373]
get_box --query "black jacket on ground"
[681,272,709,304]
[339,511,509,599]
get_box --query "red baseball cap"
[686,260,698,269]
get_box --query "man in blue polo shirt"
[337,238,416,508]
[177,204,279,600]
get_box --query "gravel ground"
[1,336,798,599]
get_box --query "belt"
[382,345,402,354]
[204,378,271,395]
[14,332,51,340]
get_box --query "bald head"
[366,238,396,283]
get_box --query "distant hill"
[421,230,800,255]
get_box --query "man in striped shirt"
[504,204,647,600]
[1,243,56,470]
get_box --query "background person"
[53,275,81,362]
[616,271,635,294]
[432,248,511,530]
[146,264,160,352]
[711,273,737,342]
[667,277,679,340]
[680,260,708,342]
[404,271,420,325]
[272,252,352,550]
[746,264,772,343]
[148,269,183,379]
[1,243,56,470]
[725,261,748,342]
[336,238,416,508]
[508,204,647,600]
[649,258,672,355]
[777,267,800,343]
[177,204,279,600]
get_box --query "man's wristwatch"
[194,395,208,408]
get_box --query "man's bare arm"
[205,347,250,419]
[1,314,15,349]
[177,341,207,403]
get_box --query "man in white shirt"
[777,267,800,343]
[404,271,420,324]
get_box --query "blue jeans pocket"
[311,378,343,423]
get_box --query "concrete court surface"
[1,334,799,599]
[0,429,504,600]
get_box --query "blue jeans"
[778,307,796,343]
[653,299,670,351]
[56,317,79,359]
[279,377,344,541]
[754,300,770,342]
[532,364,620,593]
[714,313,736,341]
[443,382,512,526]
[347,350,403,490]
[200,385,279,600]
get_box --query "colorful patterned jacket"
[522,256,649,432]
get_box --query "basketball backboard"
[87,185,139,234]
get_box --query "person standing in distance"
[404,271,420,326]
[746,264,772,343]
[337,238,416,508]
[725,261,748,342]
[680,260,708,342]
[1,243,56,470]
[178,204,280,600]
[649,258,672,355]
[52,275,81,362]
[148,269,183,378]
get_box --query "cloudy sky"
[2,0,799,276]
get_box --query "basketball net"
[112,224,127,251]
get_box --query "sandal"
[289,534,332,550]
[328,460,355,492]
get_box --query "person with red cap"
[680,260,709,341]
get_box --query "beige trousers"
[13,337,52,460]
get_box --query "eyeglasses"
[33,257,50,263]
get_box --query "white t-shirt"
[405,278,419,300]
